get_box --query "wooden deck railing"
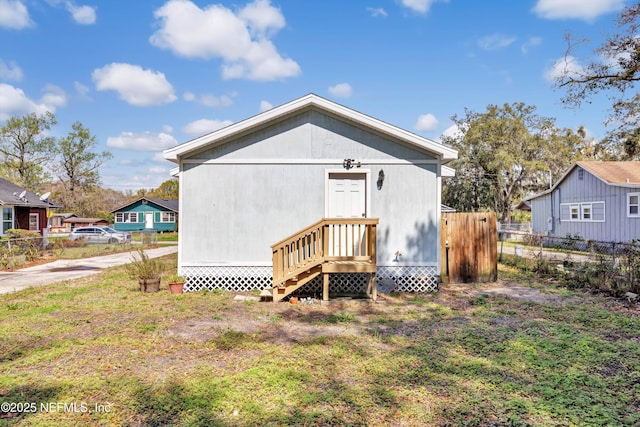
[271,218,378,288]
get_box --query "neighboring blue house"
[111,197,179,233]
[528,161,640,243]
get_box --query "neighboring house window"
[560,202,605,222]
[570,205,579,220]
[628,193,640,217]
[161,212,175,222]
[115,212,140,223]
[2,207,13,234]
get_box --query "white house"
[163,94,457,298]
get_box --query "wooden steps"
[271,218,379,302]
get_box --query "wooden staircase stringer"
[272,264,322,302]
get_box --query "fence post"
[612,242,616,270]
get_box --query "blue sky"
[0,0,629,191]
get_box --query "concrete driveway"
[0,246,178,295]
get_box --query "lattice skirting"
[180,265,439,293]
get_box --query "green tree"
[55,122,112,192]
[558,2,640,158]
[148,179,179,199]
[0,112,57,192]
[52,122,112,214]
[442,103,590,222]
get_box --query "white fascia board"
[162,94,458,162]
[442,165,456,177]
[181,158,441,165]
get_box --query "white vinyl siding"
[628,193,640,217]
[560,202,605,222]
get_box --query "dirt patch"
[163,283,597,345]
[443,280,584,304]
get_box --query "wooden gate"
[440,212,497,283]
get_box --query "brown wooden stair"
[270,218,378,302]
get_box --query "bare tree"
[558,2,640,158]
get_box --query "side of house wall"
[178,110,442,292]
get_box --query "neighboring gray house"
[163,94,457,295]
[528,161,640,242]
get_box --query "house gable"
[187,109,439,163]
[164,94,456,164]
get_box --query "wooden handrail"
[271,218,378,288]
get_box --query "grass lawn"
[1,255,639,426]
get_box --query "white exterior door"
[327,173,366,256]
[29,213,39,231]
[145,212,154,229]
[327,173,366,218]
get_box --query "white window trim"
[29,213,39,231]
[628,192,640,218]
[2,207,14,235]
[115,212,141,223]
[160,211,176,223]
[561,202,605,222]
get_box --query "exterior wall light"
[377,169,385,189]
[343,159,361,170]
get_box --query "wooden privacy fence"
[441,212,497,283]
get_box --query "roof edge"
[163,94,458,163]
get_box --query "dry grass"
[1,254,639,426]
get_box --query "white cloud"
[65,3,96,25]
[162,124,173,133]
[148,166,167,174]
[544,55,584,83]
[183,92,234,107]
[150,0,300,81]
[521,36,542,54]
[182,118,233,136]
[106,131,178,151]
[238,0,285,37]
[439,123,465,142]
[102,169,169,191]
[400,0,447,14]
[328,83,353,98]
[92,63,177,106]
[0,0,32,29]
[533,0,625,21]
[415,113,438,132]
[259,100,273,112]
[39,84,67,108]
[0,83,65,120]
[367,7,387,17]
[0,59,23,81]
[152,152,168,163]
[478,34,517,51]
[74,81,90,97]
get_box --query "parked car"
[69,226,132,244]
